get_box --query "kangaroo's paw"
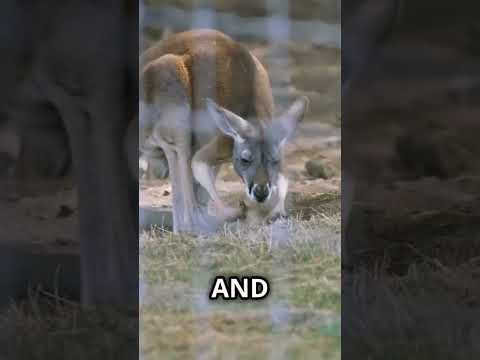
[267,212,288,224]
[208,200,245,223]
[173,205,220,235]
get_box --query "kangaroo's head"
[207,96,308,210]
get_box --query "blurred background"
[342,1,480,359]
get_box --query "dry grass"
[344,258,480,359]
[140,214,341,359]
[343,175,480,358]
[0,294,137,360]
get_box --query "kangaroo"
[140,29,308,233]
[0,0,138,307]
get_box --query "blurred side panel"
[342,0,480,359]
[0,1,139,358]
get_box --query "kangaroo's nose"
[253,184,269,203]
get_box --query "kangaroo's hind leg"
[142,54,200,233]
[157,144,181,232]
[158,116,219,233]
[154,104,197,233]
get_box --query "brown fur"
[140,29,306,233]
[141,29,274,127]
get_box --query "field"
[0,178,137,359]
[0,2,343,359]
[342,16,480,358]
[139,4,342,358]
[139,94,342,359]
[140,214,340,359]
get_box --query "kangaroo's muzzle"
[251,183,271,203]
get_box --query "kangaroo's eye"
[240,149,252,165]
[241,157,252,165]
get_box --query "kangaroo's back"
[140,29,274,126]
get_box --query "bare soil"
[0,178,77,254]
[140,120,341,222]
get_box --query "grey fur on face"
[208,96,308,206]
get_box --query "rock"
[305,158,335,179]
[56,205,74,218]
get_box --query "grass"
[0,296,137,360]
[343,185,480,358]
[0,197,340,360]
[344,255,480,359]
[140,214,341,360]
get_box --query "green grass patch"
[140,215,341,359]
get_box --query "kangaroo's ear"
[270,96,309,146]
[206,98,256,142]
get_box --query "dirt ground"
[0,120,340,255]
[0,178,78,254]
[0,37,341,258]
[343,36,480,270]
[140,38,341,224]
[140,120,340,221]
